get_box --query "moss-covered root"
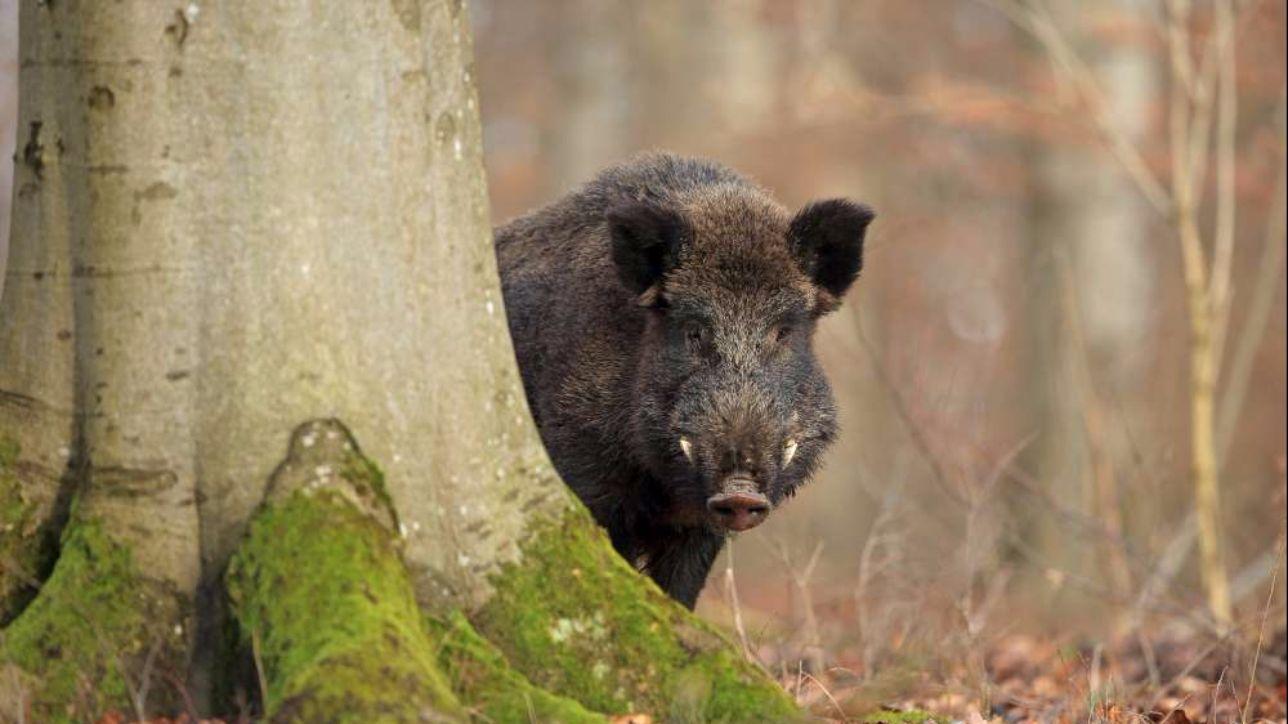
[0,435,62,623]
[225,419,462,722]
[428,609,606,723]
[0,519,190,723]
[472,508,801,722]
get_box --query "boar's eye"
[773,324,793,344]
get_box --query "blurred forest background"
[1,0,1285,719]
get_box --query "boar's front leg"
[642,527,726,609]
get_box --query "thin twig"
[1055,248,1134,597]
[1216,85,1288,464]
[722,541,757,664]
[854,490,902,678]
[163,670,202,724]
[855,320,965,506]
[132,634,164,722]
[798,670,847,720]
[1241,537,1284,724]
[1133,512,1199,629]
[252,627,270,713]
[1212,664,1231,723]
[1137,629,1162,689]
[983,0,1173,215]
[772,539,826,674]
[1210,0,1241,376]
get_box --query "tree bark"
[0,0,79,620]
[0,0,796,719]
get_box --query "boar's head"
[608,186,873,534]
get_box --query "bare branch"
[854,320,965,506]
[1209,0,1240,358]
[1132,512,1199,630]
[982,0,1174,215]
[1167,0,1209,298]
[1187,0,1262,194]
[1216,87,1288,464]
[1167,0,1232,629]
[1055,249,1133,596]
[771,539,826,674]
[1165,0,1197,94]
[854,491,902,676]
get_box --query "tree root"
[0,434,63,625]
[473,508,802,721]
[225,419,601,722]
[0,519,190,723]
[225,420,462,721]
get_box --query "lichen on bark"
[472,506,801,721]
[0,518,189,723]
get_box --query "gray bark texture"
[2,0,564,604]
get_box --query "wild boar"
[496,153,873,608]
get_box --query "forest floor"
[87,581,1287,724]
[89,626,1287,724]
[698,569,1288,724]
[89,572,1287,724]
[92,618,1288,724]
[769,626,1288,723]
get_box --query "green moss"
[0,435,57,622]
[427,609,605,722]
[0,436,34,562]
[226,489,462,722]
[472,507,800,722]
[0,518,188,723]
[338,449,396,518]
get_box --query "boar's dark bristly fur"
[495,153,873,608]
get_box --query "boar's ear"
[789,199,874,312]
[607,200,688,305]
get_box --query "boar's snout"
[676,398,794,532]
[706,485,771,532]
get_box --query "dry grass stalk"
[772,539,826,675]
[1240,536,1284,724]
[721,541,758,665]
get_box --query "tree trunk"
[1016,0,1152,607]
[0,0,795,719]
